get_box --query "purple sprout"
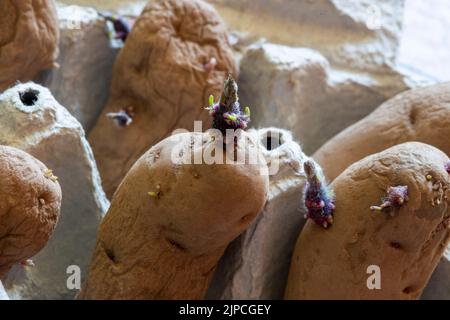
[206,75,250,134]
[112,16,132,42]
[106,106,135,127]
[303,160,335,229]
[102,13,133,42]
[445,161,450,174]
[370,185,408,215]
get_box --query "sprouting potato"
[0,146,61,278]
[286,142,450,299]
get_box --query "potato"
[207,128,309,299]
[0,0,59,91]
[314,83,450,182]
[0,146,61,278]
[79,130,269,299]
[89,0,238,198]
[285,142,450,299]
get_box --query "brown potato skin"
[0,0,59,91]
[285,142,450,300]
[313,83,450,182]
[79,132,269,299]
[89,0,238,198]
[0,146,61,278]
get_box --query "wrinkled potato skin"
[0,146,61,278]
[0,0,59,91]
[286,142,450,300]
[314,83,450,182]
[89,0,238,198]
[80,132,268,299]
